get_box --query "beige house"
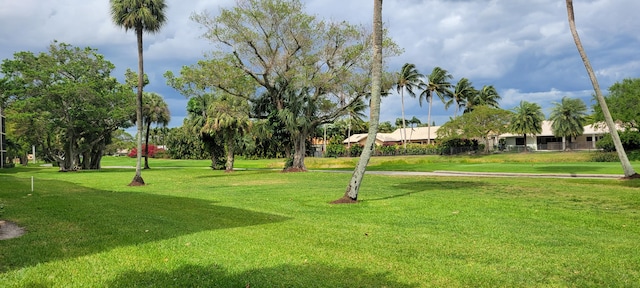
[343,121,618,151]
[500,120,618,151]
[343,126,441,146]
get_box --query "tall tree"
[394,63,422,149]
[202,94,251,172]
[464,85,501,113]
[110,0,167,186]
[141,92,170,169]
[1,42,133,171]
[509,100,545,151]
[446,78,474,118]
[438,106,512,153]
[566,0,637,178]
[335,0,383,203]
[592,78,640,130]
[549,96,587,150]
[191,0,396,171]
[420,66,453,144]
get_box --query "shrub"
[128,144,165,158]
[597,131,640,152]
[590,151,619,162]
[325,144,346,158]
[377,144,398,156]
[348,144,363,157]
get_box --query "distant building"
[343,121,620,152]
[343,126,441,146]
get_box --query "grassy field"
[1,153,639,287]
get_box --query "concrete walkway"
[312,170,624,179]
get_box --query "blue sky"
[2,0,640,132]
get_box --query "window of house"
[516,138,525,145]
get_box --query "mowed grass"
[1,154,640,287]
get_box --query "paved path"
[312,170,623,179]
[102,166,623,179]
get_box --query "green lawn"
[1,154,640,287]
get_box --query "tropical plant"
[446,78,474,118]
[565,0,636,178]
[202,94,252,172]
[141,92,170,169]
[394,63,422,149]
[419,66,453,144]
[549,96,587,150]
[110,0,167,186]
[509,101,545,151]
[464,85,501,113]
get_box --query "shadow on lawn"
[533,165,602,174]
[99,263,415,288]
[365,180,483,202]
[0,175,289,273]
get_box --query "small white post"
[32,145,36,164]
[31,176,34,192]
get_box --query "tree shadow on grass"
[533,165,603,174]
[99,263,416,288]
[364,180,484,202]
[0,175,289,273]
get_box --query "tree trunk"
[225,137,235,172]
[400,90,407,151]
[144,120,151,169]
[566,0,637,178]
[427,95,432,144]
[288,133,307,171]
[334,0,383,203]
[130,27,145,186]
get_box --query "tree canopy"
[1,41,133,170]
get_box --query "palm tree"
[509,100,545,152]
[419,67,453,144]
[202,94,251,172]
[110,0,167,186]
[464,85,501,113]
[565,0,637,178]
[446,78,474,118]
[549,96,587,150]
[338,0,383,203]
[142,92,170,169]
[394,63,422,150]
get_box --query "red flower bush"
[128,144,165,158]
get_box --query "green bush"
[348,144,363,157]
[325,144,346,158]
[377,144,398,156]
[596,131,640,152]
[590,151,619,162]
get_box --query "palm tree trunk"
[225,137,234,172]
[144,120,151,169]
[566,0,637,178]
[400,90,407,151]
[427,95,432,145]
[130,28,145,186]
[335,0,383,203]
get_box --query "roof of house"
[343,126,441,144]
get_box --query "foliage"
[438,106,512,153]
[1,41,133,170]
[347,144,363,157]
[189,0,401,171]
[510,100,545,140]
[376,144,398,156]
[165,127,210,160]
[439,138,479,155]
[590,151,619,162]
[128,144,164,158]
[447,78,475,117]
[593,78,640,129]
[549,96,587,144]
[596,130,640,152]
